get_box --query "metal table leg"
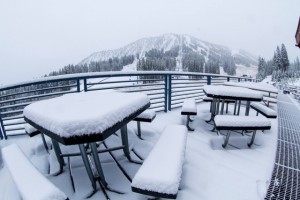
[120,125,130,160]
[245,101,250,116]
[79,144,97,190]
[51,139,64,174]
[90,142,107,187]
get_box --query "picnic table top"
[223,82,278,94]
[24,91,150,145]
[203,85,263,101]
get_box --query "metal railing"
[0,71,257,139]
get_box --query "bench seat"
[181,98,197,131]
[25,124,50,152]
[250,102,277,118]
[133,110,156,139]
[214,115,271,148]
[263,96,277,106]
[2,143,68,200]
[131,125,188,199]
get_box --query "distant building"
[296,17,300,48]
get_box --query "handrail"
[0,71,258,139]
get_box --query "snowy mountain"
[78,34,258,76]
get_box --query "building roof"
[296,17,300,48]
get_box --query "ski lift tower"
[296,17,300,48]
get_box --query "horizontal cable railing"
[0,71,257,139]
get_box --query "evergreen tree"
[280,44,289,71]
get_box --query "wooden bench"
[133,110,156,139]
[214,115,271,148]
[131,125,188,199]
[181,98,197,131]
[250,102,277,118]
[2,143,68,200]
[262,96,277,107]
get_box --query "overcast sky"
[0,0,299,85]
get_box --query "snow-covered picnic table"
[203,85,263,121]
[23,90,150,192]
[223,82,278,97]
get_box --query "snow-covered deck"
[1,92,298,200]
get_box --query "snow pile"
[224,82,278,94]
[24,91,150,137]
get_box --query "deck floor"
[265,94,300,199]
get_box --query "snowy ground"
[0,99,279,200]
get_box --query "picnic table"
[203,85,263,122]
[23,90,150,192]
[223,82,278,97]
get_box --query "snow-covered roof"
[23,91,150,138]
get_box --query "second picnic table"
[203,85,263,122]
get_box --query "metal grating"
[265,94,300,199]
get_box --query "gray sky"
[0,0,299,85]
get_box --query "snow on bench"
[214,115,271,148]
[133,110,156,139]
[250,102,277,118]
[262,96,277,106]
[181,98,197,131]
[2,143,68,200]
[131,125,188,199]
[25,124,50,152]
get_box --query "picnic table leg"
[90,142,107,187]
[220,99,225,115]
[79,144,97,190]
[206,98,217,123]
[234,100,237,115]
[51,139,64,174]
[120,125,131,160]
[245,101,250,116]
[237,100,241,115]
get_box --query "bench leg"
[136,121,142,139]
[222,130,231,148]
[79,144,97,191]
[248,130,257,148]
[186,115,194,131]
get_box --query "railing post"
[168,74,172,111]
[227,77,230,82]
[76,79,81,92]
[164,75,168,112]
[207,76,211,85]
[0,113,6,139]
[83,78,87,92]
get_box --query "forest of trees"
[47,55,135,77]
[256,43,300,84]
